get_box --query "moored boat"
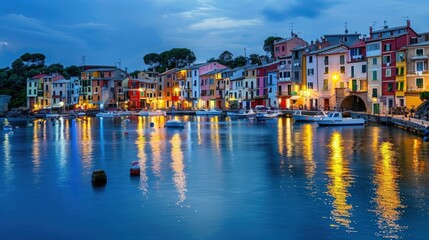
[292,109,328,122]
[3,124,13,131]
[255,110,280,121]
[316,112,365,126]
[165,119,185,128]
[96,111,122,117]
[133,110,166,116]
[195,109,222,115]
[227,109,257,118]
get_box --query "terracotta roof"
[31,74,47,79]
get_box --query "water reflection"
[303,124,316,194]
[170,133,187,205]
[2,132,13,184]
[326,131,354,230]
[373,141,405,239]
[136,118,148,197]
[80,117,93,171]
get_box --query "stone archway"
[340,95,367,112]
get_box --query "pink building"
[273,34,307,60]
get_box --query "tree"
[233,56,247,67]
[263,36,282,59]
[168,48,196,67]
[11,59,26,74]
[219,51,233,62]
[249,54,261,65]
[65,65,81,77]
[46,63,64,74]
[143,53,160,70]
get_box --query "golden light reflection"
[170,133,187,204]
[373,141,405,238]
[303,124,316,190]
[209,117,221,158]
[412,139,424,175]
[80,117,93,171]
[150,128,162,178]
[32,120,43,177]
[326,131,353,230]
[136,119,148,196]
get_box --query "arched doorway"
[340,95,367,112]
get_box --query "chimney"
[369,26,373,35]
[407,19,410,27]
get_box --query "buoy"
[92,170,107,186]
[423,136,429,142]
[8,131,14,135]
[130,161,140,176]
[150,122,154,127]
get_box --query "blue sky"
[1,0,428,72]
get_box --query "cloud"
[0,14,87,46]
[261,0,336,22]
[188,17,262,31]
[0,41,8,46]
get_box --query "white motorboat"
[134,110,166,116]
[227,109,257,118]
[255,110,280,121]
[96,111,122,117]
[165,119,185,128]
[292,109,328,122]
[3,124,13,131]
[316,112,365,126]
[195,109,222,115]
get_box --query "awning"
[290,95,301,100]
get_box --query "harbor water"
[1,116,429,239]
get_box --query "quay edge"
[351,112,429,136]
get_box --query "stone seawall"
[351,113,428,136]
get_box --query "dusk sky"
[1,0,428,72]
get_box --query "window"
[323,79,328,91]
[384,44,391,51]
[351,66,355,77]
[387,82,393,92]
[397,82,404,91]
[396,67,404,76]
[367,43,380,51]
[308,82,314,89]
[416,62,424,72]
[309,56,313,63]
[385,68,391,77]
[383,55,391,64]
[352,79,357,91]
[324,56,329,65]
[372,58,378,65]
[294,71,299,79]
[307,69,314,75]
[396,52,404,61]
[416,78,424,88]
[340,55,345,64]
[372,71,377,80]
[372,88,378,97]
[340,66,345,74]
[416,49,424,56]
[362,65,367,73]
[324,67,329,74]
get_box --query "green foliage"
[143,53,159,67]
[145,48,196,72]
[65,65,81,77]
[420,92,429,101]
[263,36,282,59]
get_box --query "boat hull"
[316,119,365,126]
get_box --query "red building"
[368,20,418,107]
